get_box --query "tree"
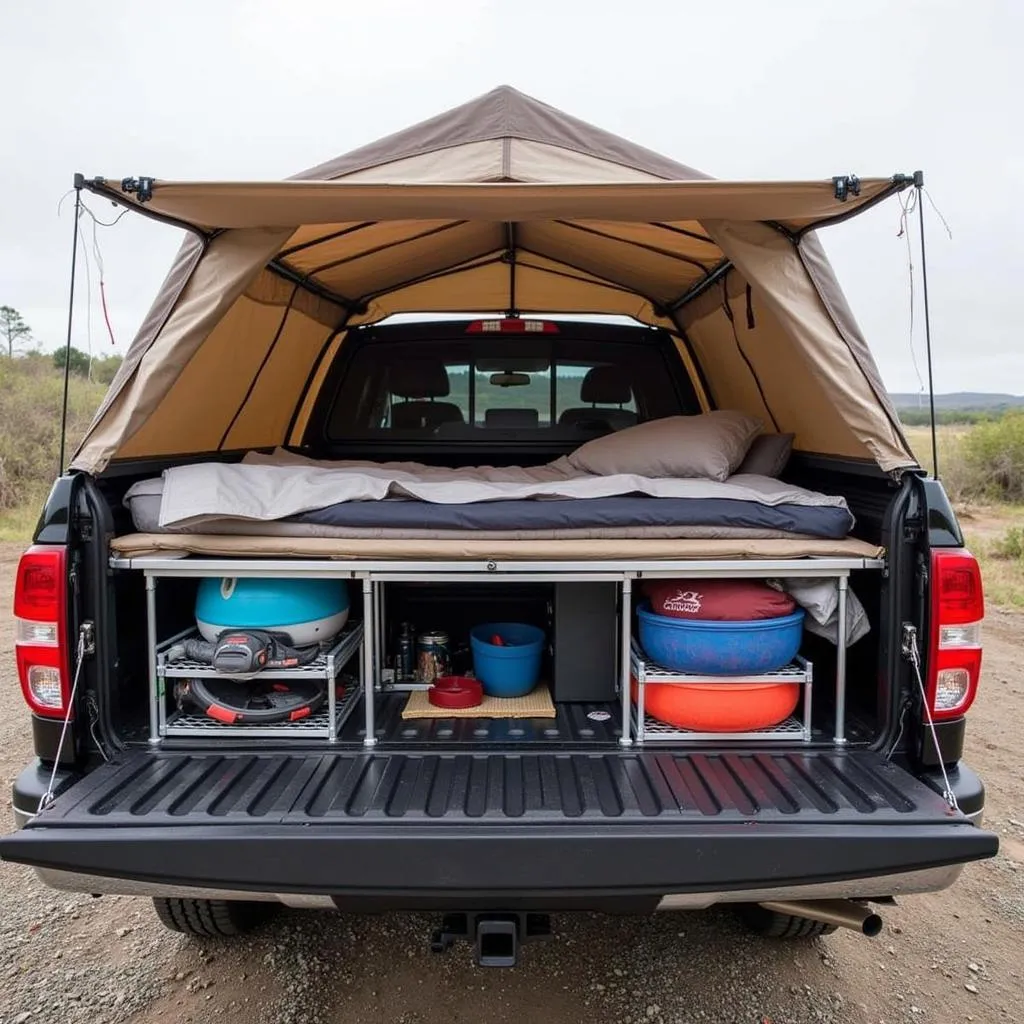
[0,305,32,358]
[53,345,92,377]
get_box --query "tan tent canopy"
[71,86,917,475]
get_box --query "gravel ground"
[1,544,1022,1024]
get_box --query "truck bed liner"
[20,749,968,826]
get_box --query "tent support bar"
[667,259,732,312]
[505,222,518,316]
[915,171,939,478]
[267,259,366,316]
[58,186,82,475]
[794,176,914,239]
[75,173,212,240]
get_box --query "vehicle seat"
[558,365,638,431]
[484,408,540,429]
[388,359,464,431]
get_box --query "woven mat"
[401,684,556,720]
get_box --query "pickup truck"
[0,88,1000,965]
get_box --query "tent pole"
[58,186,82,476]
[914,170,939,479]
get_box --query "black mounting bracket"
[832,174,862,202]
[121,176,155,203]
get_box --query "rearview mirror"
[489,372,532,387]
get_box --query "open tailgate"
[1,749,997,896]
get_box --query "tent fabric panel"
[88,233,205,429]
[287,330,347,446]
[221,308,335,451]
[350,259,671,328]
[113,293,290,459]
[507,139,669,183]
[573,217,723,263]
[309,224,506,301]
[677,288,779,432]
[72,229,294,473]
[296,86,707,184]
[97,178,898,232]
[797,230,907,430]
[516,221,710,304]
[678,273,870,459]
[707,220,915,470]
[281,219,471,275]
[323,139,504,183]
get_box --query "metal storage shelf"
[629,640,813,743]
[126,552,878,748]
[163,683,362,739]
[155,622,363,741]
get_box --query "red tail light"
[13,545,71,719]
[928,549,984,720]
[465,319,559,334]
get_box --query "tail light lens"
[928,549,984,720]
[13,545,71,718]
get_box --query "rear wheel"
[152,897,279,938]
[735,903,838,939]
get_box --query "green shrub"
[0,353,108,512]
[943,411,1024,503]
[992,526,1024,562]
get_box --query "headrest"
[484,408,540,429]
[389,359,451,399]
[580,365,632,405]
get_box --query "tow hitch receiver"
[430,912,552,967]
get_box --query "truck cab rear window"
[323,336,680,442]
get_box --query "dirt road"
[0,542,1021,1024]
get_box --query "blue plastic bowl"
[636,603,805,676]
[470,622,545,697]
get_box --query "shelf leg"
[146,576,160,744]
[362,578,377,748]
[834,575,849,745]
[327,652,337,743]
[619,577,633,747]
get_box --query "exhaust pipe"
[758,899,883,937]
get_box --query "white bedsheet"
[127,449,850,529]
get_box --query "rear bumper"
[4,819,995,902]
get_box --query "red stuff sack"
[644,579,796,621]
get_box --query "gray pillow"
[736,433,795,478]
[567,411,762,482]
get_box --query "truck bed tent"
[69,85,917,475]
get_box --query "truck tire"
[735,903,838,939]
[152,897,278,938]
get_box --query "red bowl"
[633,678,799,732]
[428,676,484,709]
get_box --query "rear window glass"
[323,336,681,442]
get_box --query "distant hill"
[890,392,1024,411]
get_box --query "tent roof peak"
[295,85,710,184]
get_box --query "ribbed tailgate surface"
[33,749,959,828]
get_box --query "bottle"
[396,622,415,681]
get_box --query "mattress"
[126,455,851,528]
[126,490,853,540]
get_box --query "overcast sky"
[1,0,1020,395]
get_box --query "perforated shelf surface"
[163,682,361,738]
[157,621,363,680]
